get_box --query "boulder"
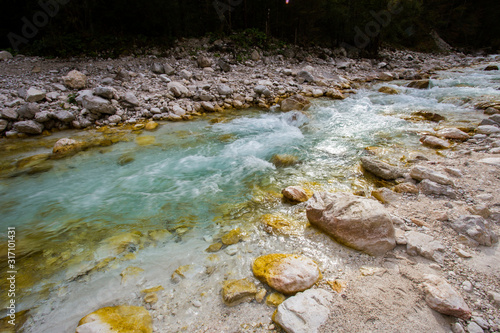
[25,87,46,102]
[82,95,116,115]
[17,103,39,119]
[151,63,164,74]
[420,135,451,149]
[410,165,454,186]
[94,86,116,99]
[13,120,43,134]
[274,289,332,333]
[197,55,212,68]
[450,215,497,246]
[377,72,394,81]
[422,274,471,320]
[144,121,158,131]
[360,157,403,180]
[254,85,272,97]
[180,69,192,80]
[407,80,430,89]
[378,86,399,94]
[62,70,87,90]
[1,108,18,121]
[418,179,456,198]
[271,154,299,167]
[170,105,186,117]
[306,192,396,256]
[53,111,75,123]
[406,231,444,262]
[222,278,257,306]
[168,82,189,98]
[75,306,152,333]
[163,63,175,75]
[201,101,216,112]
[252,254,320,295]
[217,84,232,96]
[282,186,310,203]
[52,138,83,158]
[413,111,446,122]
[108,115,122,124]
[122,92,140,106]
[437,128,470,141]
[280,95,311,112]
[296,70,315,83]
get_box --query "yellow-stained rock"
[120,266,144,284]
[378,86,400,95]
[171,265,192,282]
[52,138,84,158]
[133,124,145,130]
[393,183,419,194]
[252,254,320,295]
[144,293,158,304]
[266,292,286,307]
[100,231,143,256]
[255,288,267,303]
[16,153,50,169]
[327,280,346,293]
[147,229,172,243]
[271,154,299,167]
[222,278,257,306]
[76,305,152,333]
[136,136,156,146]
[282,186,312,203]
[118,153,135,166]
[142,286,164,294]
[221,228,243,245]
[144,121,158,131]
[206,242,223,252]
[261,214,305,236]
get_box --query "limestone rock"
[393,183,419,194]
[180,69,192,80]
[217,84,232,96]
[477,125,500,135]
[420,135,451,149]
[151,63,164,74]
[418,179,456,198]
[252,254,320,295]
[17,103,39,119]
[75,305,152,333]
[378,86,399,94]
[254,85,271,97]
[94,86,116,99]
[451,215,497,246]
[360,157,403,180]
[1,108,18,120]
[282,186,310,203]
[122,92,140,106]
[53,111,75,123]
[251,50,261,62]
[222,278,257,306]
[201,101,216,112]
[274,289,332,333]
[410,165,454,186]
[467,322,484,333]
[13,120,43,134]
[437,128,470,141]
[197,55,212,68]
[406,231,444,262]
[52,138,84,158]
[82,95,116,115]
[280,95,311,112]
[168,82,189,98]
[63,70,87,90]
[217,58,231,72]
[306,192,396,256]
[296,70,315,83]
[371,187,400,204]
[422,274,471,320]
[261,214,305,236]
[163,63,175,75]
[25,87,46,102]
[144,121,158,131]
[484,65,499,71]
[266,292,286,307]
[407,80,430,89]
[0,119,7,132]
[413,111,446,122]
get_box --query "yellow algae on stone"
[252,254,320,295]
[147,229,172,243]
[270,154,299,167]
[221,228,243,245]
[327,280,346,293]
[255,288,267,303]
[142,286,164,294]
[206,242,223,253]
[133,123,145,130]
[222,278,257,306]
[76,305,152,333]
[171,265,192,282]
[120,266,144,284]
[261,214,305,236]
[16,153,50,169]
[266,293,286,307]
[136,136,156,146]
[101,231,143,256]
[144,121,159,131]
[143,293,158,304]
[52,138,84,158]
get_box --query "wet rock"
[413,111,446,122]
[484,65,499,71]
[17,103,39,119]
[406,231,444,262]
[280,94,311,112]
[63,70,87,90]
[94,86,116,99]
[437,128,470,141]
[168,81,189,98]
[261,214,304,236]
[82,95,116,115]
[477,125,500,135]
[252,254,320,294]
[420,135,451,149]
[75,306,152,333]
[274,289,332,333]
[0,50,13,60]
[378,86,399,94]
[360,157,403,180]
[282,186,311,203]
[296,70,315,83]
[255,289,267,303]
[221,228,243,245]
[205,242,222,252]
[306,192,396,256]
[52,138,84,158]
[410,165,454,186]
[197,55,212,68]
[422,274,471,320]
[24,87,46,102]
[271,154,299,167]
[13,120,43,134]
[418,179,456,198]
[377,72,394,81]
[122,92,140,106]
[144,121,158,131]
[1,108,18,121]
[393,183,419,194]
[53,111,75,123]
[450,215,497,246]
[222,278,257,306]
[266,292,286,307]
[407,80,430,89]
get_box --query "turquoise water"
[1,61,499,331]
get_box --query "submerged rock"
[280,95,311,112]
[378,86,399,94]
[422,274,471,320]
[484,65,499,71]
[271,154,299,167]
[282,186,311,203]
[222,278,257,306]
[274,289,332,333]
[221,228,243,245]
[76,305,152,333]
[407,80,430,89]
[52,138,84,158]
[306,192,396,256]
[252,254,320,295]
[360,157,403,180]
[261,213,305,236]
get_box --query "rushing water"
[1,60,499,331]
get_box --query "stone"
[163,64,175,75]
[221,228,243,245]
[180,69,192,80]
[280,95,311,112]
[261,214,304,236]
[122,92,140,106]
[94,86,116,99]
[490,114,500,124]
[393,183,419,194]
[437,128,470,141]
[13,120,43,134]
[422,274,471,320]
[479,157,500,167]
[484,107,500,115]
[406,231,444,262]
[282,186,310,203]
[488,291,500,308]
[296,70,315,83]
[407,80,430,89]
[484,65,499,71]
[63,70,87,90]
[52,138,84,158]
[108,115,122,124]
[205,242,222,252]
[477,125,500,135]
[144,121,158,131]
[33,112,50,123]
[201,101,216,112]
[419,179,456,198]
[378,86,399,94]
[0,119,7,132]
[467,322,484,333]
[451,323,465,333]
[217,84,232,96]
[75,306,152,333]
[274,289,332,333]
[222,278,257,306]
[266,292,286,307]
[413,111,446,122]
[0,50,14,60]
[371,187,399,204]
[451,215,497,246]
[420,135,451,149]
[360,157,403,180]
[171,105,186,117]
[251,50,261,62]
[410,165,454,186]
[25,87,46,102]
[168,82,189,98]
[217,58,231,72]
[252,254,320,295]
[306,192,396,256]
[17,103,39,119]
[82,95,116,114]
[197,55,212,68]
[53,111,75,123]
[114,68,130,81]
[254,85,272,97]
[151,63,164,74]
[271,154,299,167]
[1,108,18,121]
